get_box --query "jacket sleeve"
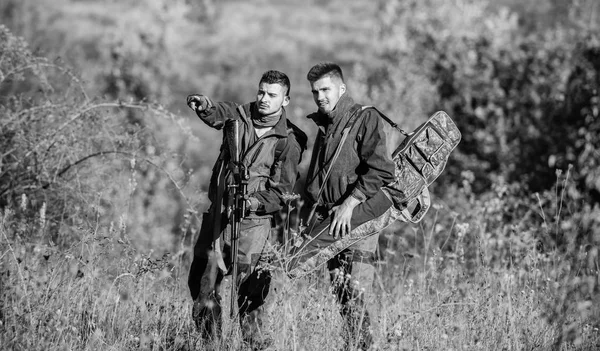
[351,109,396,202]
[251,135,303,214]
[195,98,241,130]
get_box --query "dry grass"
[2,195,599,351]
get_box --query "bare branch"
[50,150,203,224]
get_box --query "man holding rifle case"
[291,62,396,350]
[186,70,306,348]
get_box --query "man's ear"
[339,83,347,96]
[282,95,290,107]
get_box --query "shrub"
[0,25,204,251]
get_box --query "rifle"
[225,119,249,318]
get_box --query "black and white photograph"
[1,0,599,350]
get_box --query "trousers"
[290,190,393,350]
[188,215,273,347]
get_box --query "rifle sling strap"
[362,105,408,136]
[306,105,364,224]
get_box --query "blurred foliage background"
[1,0,599,257]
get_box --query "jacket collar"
[308,94,355,128]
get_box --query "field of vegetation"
[1,0,599,350]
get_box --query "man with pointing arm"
[187,70,305,349]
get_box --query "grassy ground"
[2,200,599,351]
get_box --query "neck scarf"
[253,109,282,128]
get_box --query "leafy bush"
[0,25,204,251]
[347,0,600,203]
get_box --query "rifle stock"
[228,164,248,318]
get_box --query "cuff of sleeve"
[246,197,261,212]
[351,188,367,203]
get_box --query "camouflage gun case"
[384,110,462,223]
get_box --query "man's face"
[256,82,290,116]
[310,76,346,114]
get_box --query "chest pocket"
[243,138,278,192]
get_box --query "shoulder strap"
[274,137,287,161]
[345,104,367,133]
[318,103,363,185]
[305,105,364,224]
[361,106,409,136]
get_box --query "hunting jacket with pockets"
[305,94,395,210]
[197,99,306,220]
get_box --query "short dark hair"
[306,62,344,83]
[260,70,291,97]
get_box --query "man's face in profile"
[256,82,289,116]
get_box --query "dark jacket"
[305,94,395,208]
[198,100,306,220]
